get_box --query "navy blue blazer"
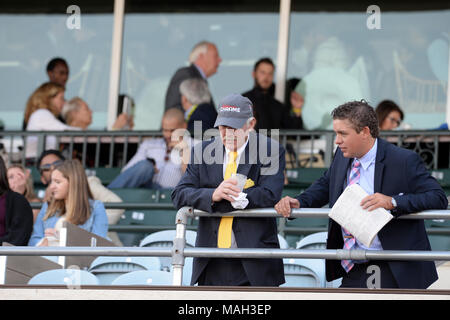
[165,64,214,111]
[187,102,218,136]
[297,138,448,289]
[172,132,286,286]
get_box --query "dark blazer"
[187,102,218,136]
[242,85,303,131]
[172,132,286,286]
[165,64,208,111]
[297,138,448,289]
[0,191,34,246]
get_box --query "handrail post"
[171,206,191,286]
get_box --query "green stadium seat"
[286,167,327,188]
[111,188,177,246]
[92,167,122,185]
[110,188,159,203]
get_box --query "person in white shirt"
[23,82,80,160]
[108,108,196,189]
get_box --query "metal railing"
[28,202,450,235]
[1,129,449,169]
[1,207,449,287]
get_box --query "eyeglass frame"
[39,160,64,174]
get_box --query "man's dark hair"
[253,57,275,72]
[37,149,65,170]
[332,100,379,138]
[0,156,10,196]
[46,57,68,72]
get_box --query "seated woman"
[7,164,41,221]
[28,159,108,247]
[23,82,80,160]
[0,157,34,246]
[375,100,404,131]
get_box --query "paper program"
[329,184,393,247]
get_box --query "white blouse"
[25,109,80,159]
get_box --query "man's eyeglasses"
[39,160,64,173]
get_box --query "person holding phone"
[108,108,197,189]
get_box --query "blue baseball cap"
[214,93,254,129]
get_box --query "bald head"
[162,108,187,148]
[163,108,185,125]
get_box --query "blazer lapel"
[335,151,351,197]
[205,137,226,185]
[374,139,386,193]
[237,131,257,177]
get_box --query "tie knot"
[228,151,238,162]
[353,159,361,168]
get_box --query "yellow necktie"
[217,151,237,248]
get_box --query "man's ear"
[361,126,372,138]
[248,117,257,131]
[251,71,256,79]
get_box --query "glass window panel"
[0,13,113,129]
[120,12,279,130]
[288,10,449,130]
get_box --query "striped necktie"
[217,151,238,248]
[341,159,361,273]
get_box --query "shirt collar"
[225,134,250,159]
[193,63,207,80]
[355,138,377,170]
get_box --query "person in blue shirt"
[29,159,108,246]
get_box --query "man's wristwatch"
[391,197,397,209]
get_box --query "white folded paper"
[231,192,249,209]
[329,184,393,247]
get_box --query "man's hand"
[212,178,240,203]
[361,193,394,211]
[275,196,300,218]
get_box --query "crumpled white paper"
[230,192,249,209]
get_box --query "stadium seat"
[296,231,328,250]
[28,269,99,286]
[93,167,122,185]
[278,234,289,249]
[88,256,161,285]
[111,270,173,286]
[157,189,174,203]
[111,188,159,203]
[140,230,197,271]
[286,167,327,188]
[140,230,197,248]
[112,188,177,246]
[281,258,322,288]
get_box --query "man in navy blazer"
[179,78,218,136]
[275,100,448,289]
[172,94,285,286]
[165,41,221,111]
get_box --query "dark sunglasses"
[39,160,64,173]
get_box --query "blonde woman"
[7,164,41,221]
[28,159,108,246]
[23,82,80,159]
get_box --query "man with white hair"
[165,41,221,111]
[172,93,286,287]
[179,78,217,135]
